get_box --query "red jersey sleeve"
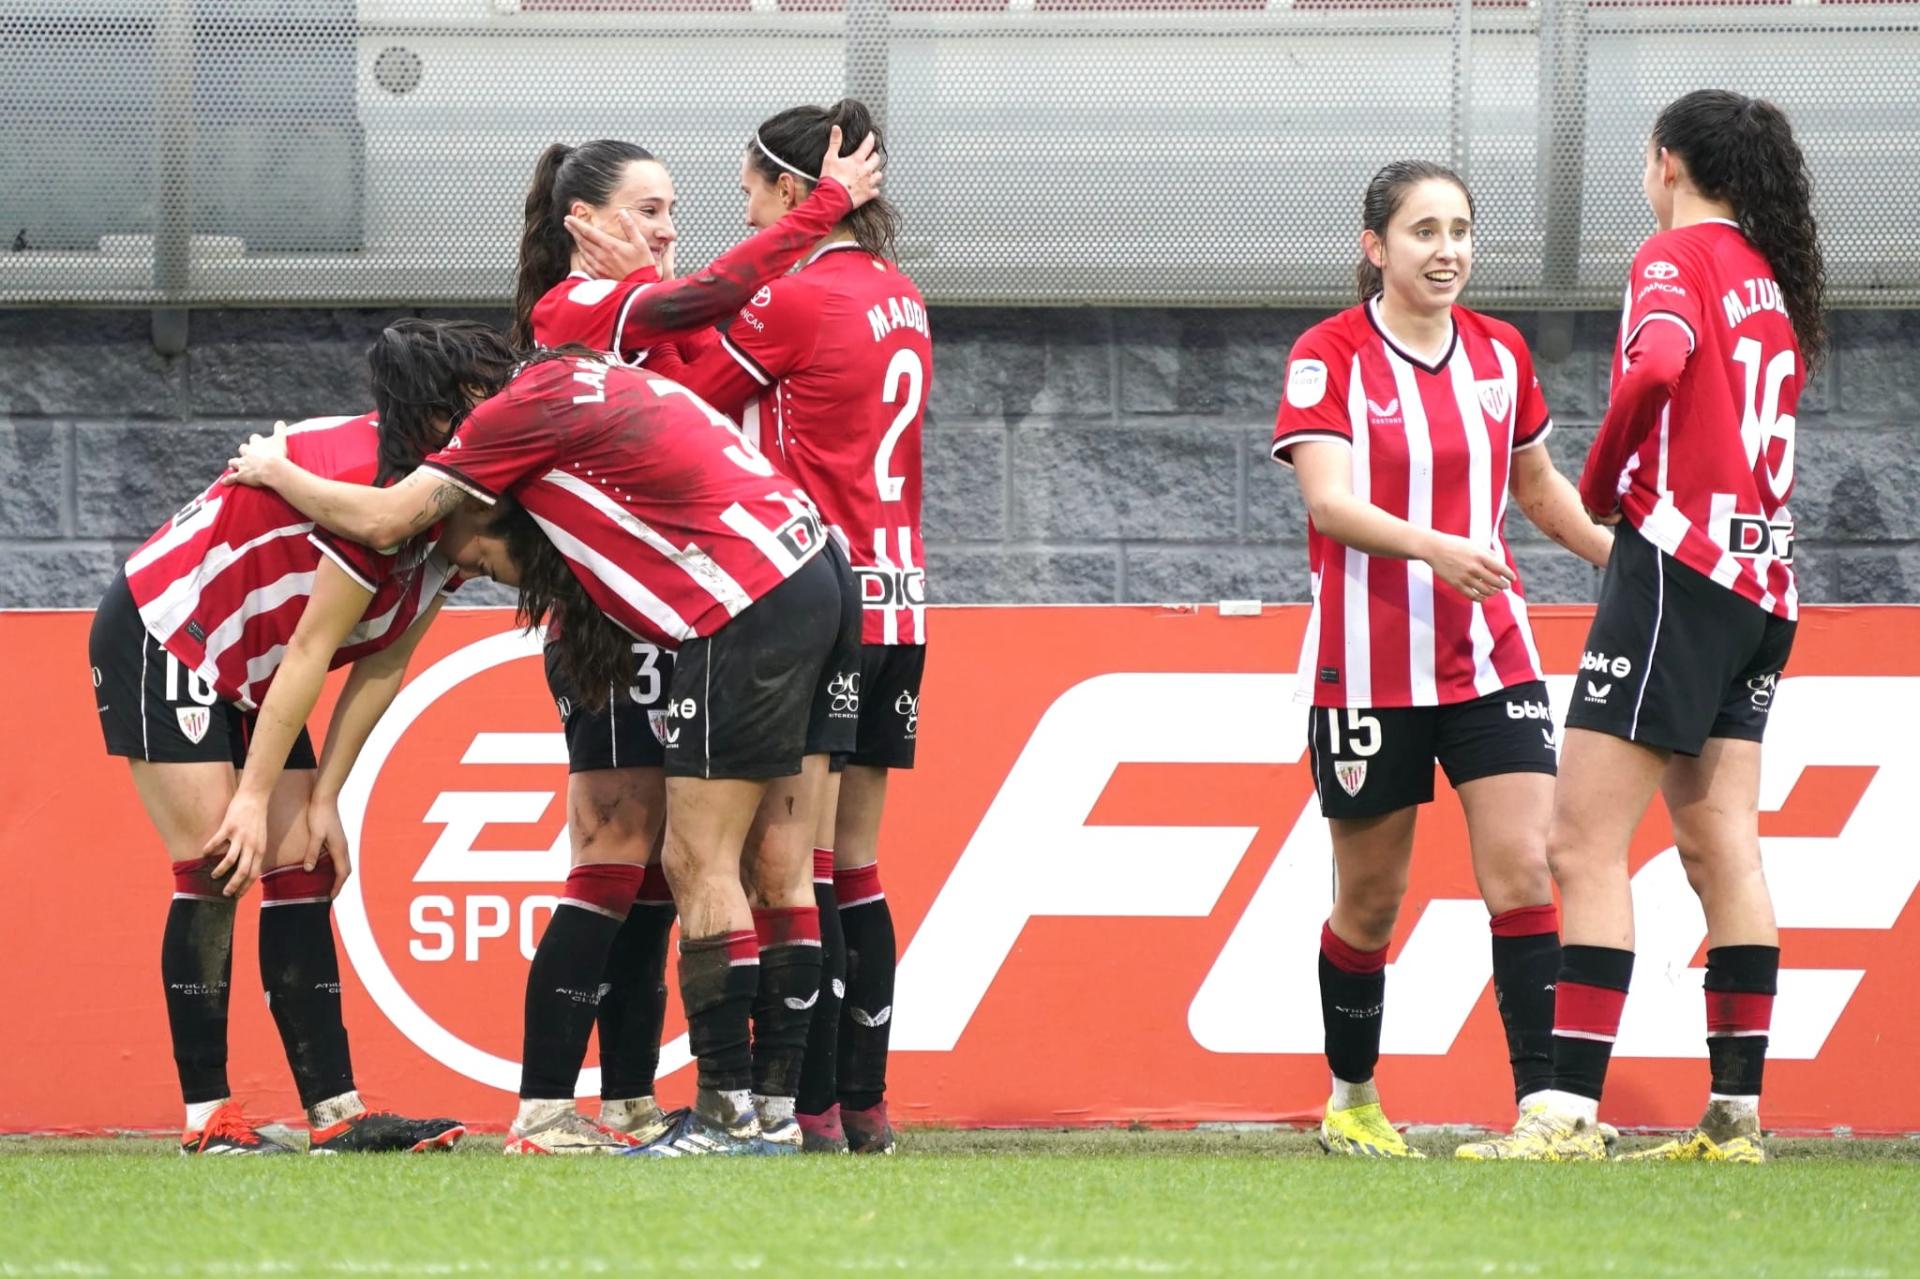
[1271,331,1354,467]
[419,368,566,504]
[533,179,854,364]
[670,276,823,417]
[531,267,662,356]
[1620,235,1706,357]
[308,530,389,593]
[1579,316,1691,515]
[1511,338,1553,450]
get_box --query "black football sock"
[1704,944,1779,1134]
[520,863,644,1101]
[797,849,846,1117]
[163,859,236,1106]
[835,863,896,1112]
[257,865,355,1111]
[1489,903,1561,1105]
[597,862,675,1104]
[1318,920,1387,1089]
[680,929,760,1098]
[1551,944,1635,1103]
[751,906,823,1108]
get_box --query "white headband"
[753,132,818,183]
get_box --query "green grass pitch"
[4,1128,1918,1276]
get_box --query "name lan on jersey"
[866,295,931,343]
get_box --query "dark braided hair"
[1653,90,1826,367]
[367,319,520,485]
[748,98,899,261]
[1356,160,1474,302]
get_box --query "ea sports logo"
[333,626,690,1093]
[1643,260,1680,281]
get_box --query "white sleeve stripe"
[417,462,498,506]
[610,281,653,356]
[1270,431,1352,466]
[719,333,773,386]
[1624,311,1696,357]
[307,534,378,593]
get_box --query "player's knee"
[1475,845,1553,915]
[1333,880,1405,947]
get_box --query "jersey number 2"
[875,349,923,503]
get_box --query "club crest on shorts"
[1477,380,1511,425]
[176,706,211,745]
[1334,760,1368,797]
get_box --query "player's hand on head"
[224,422,290,488]
[203,791,270,899]
[1425,532,1516,603]
[305,796,353,899]
[566,212,654,281]
[819,125,884,209]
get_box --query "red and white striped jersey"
[1272,299,1551,709]
[1581,222,1801,619]
[420,357,826,650]
[528,176,853,365]
[702,242,932,645]
[124,414,457,710]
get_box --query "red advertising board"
[3,604,1917,1134]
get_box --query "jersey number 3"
[876,349,924,503]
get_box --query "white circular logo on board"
[1286,359,1328,409]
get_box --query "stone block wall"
[1,306,1915,608]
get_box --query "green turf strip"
[3,1130,1916,1277]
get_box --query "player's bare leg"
[1623,738,1775,1161]
[129,759,293,1154]
[1315,807,1423,1157]
[644,776,778,1153]
[833,763,899,1153]
[739,755,832,1146]
[508,765,665,1154]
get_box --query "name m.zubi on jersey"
[867,295,931,342]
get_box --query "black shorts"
[805,541,863,759]
[90,571,316,769]
[1564,521,1796,756]
[661,549,844,781]
[1307,680,1557,820]
[544,638,672,772]
[831,643,926,771]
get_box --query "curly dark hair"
[491,500,635,712]
[1654,90,1826,367]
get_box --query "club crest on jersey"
[176,706,211,745]
[1334,760,1368,797]
[1476,380,1511,424]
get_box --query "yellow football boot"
[1318,1098,1426,1159]
[1619,1129,1766,1163]
[1454,1101,1606,1161]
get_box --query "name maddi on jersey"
[866,295,930,343]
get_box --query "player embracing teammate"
[1272,161,1612,1158]
[670,99,930,1154]
[1481,90,1825,1163]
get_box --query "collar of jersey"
[803,239,869,268]
[1366,294,1457,375]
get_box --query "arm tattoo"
[411,480,467,534]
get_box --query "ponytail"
[749,98,902,261]
[1653,90,1827,367]
[510,139,660,349]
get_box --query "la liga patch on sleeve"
[1286,358,1328,409]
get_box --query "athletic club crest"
[1477,380,1511,424]
[176,706,211,745]
[1335,760,1368,797]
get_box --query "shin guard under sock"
[797,849,845,1116]
[835,862,895,1112]
[679,930,759,1095]
[751,905,824,1103]
[1318,920,1388,1088]
[1489,903,1561,1104]
[520,863,644,1101]
[163,859,236,1105]
[258,864,355,1109]
[597,862,675,1102]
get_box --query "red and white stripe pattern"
[835,862,885,909]
[1274,302,1547,709]
[556,863,646,921]
[1601,222,1801,621]
[423,360,825,652]
[125,415,454,709]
